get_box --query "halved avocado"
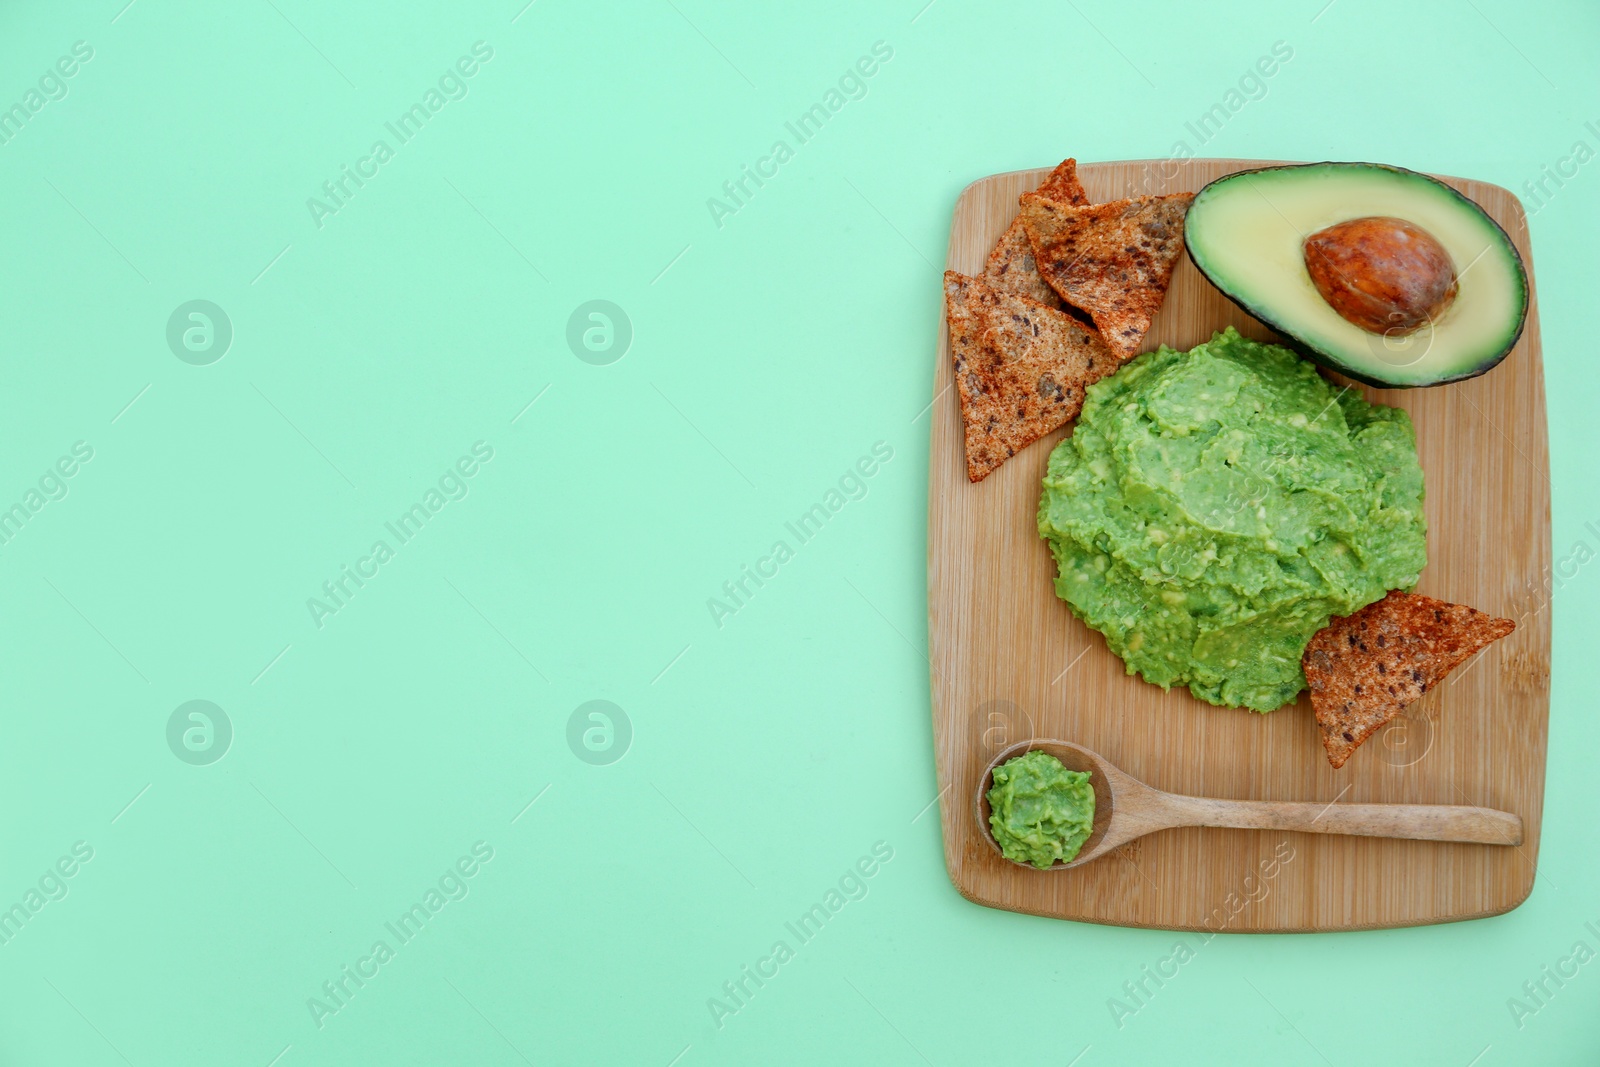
[1184,162,1528,388]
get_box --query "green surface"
[0,1,1594,1064]
[1039,328,1427,711]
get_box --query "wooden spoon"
[976,739,1523,871]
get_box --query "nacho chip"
[1020,192,1194,360]
[943,271,1117,482]
[983,159,1091,310]
[1302,591,1516,769]
[1035,157,1090,205]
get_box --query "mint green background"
[0,1,1594,1064]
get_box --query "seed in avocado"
[1303,216,1458,335]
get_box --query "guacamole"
[987,751,1096,868]
[1037,327,1426,712]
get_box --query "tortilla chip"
[1020,192,1194,360]
[1302,591,1516,769]
[983,159,1091,310]
[1035,157,1091,205]
[943,271,1117,482]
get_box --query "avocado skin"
[1183,162,1529,389]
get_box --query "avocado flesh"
[1184,163,1528,387]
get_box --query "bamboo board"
[927,159,1549,931]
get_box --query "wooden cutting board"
[927,159,1550,931]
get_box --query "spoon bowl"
[977,737,1524,872]
[975,739,1122,870]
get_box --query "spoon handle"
[1168,796,1523,846]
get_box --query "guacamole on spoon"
[987,751,1096,868]
[1037,327,1426,711]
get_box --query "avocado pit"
[1303,216,1458,335]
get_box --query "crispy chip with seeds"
[1302,591,1516,769]
[1020,192,1194,360]
[943,271,1118,482]
[983,159,1091,310]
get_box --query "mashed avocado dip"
[1038,327,1426,712]
[987,751,1095,868]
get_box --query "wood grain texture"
[927,159,1550,932]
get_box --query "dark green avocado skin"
[1183,162,1529,389]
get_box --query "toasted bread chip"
[943,271,1117,482]
[1021,192,1194,360]
[983,159,1091,310]
[1302,591,1516,769]
[1035,157,1090,205]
